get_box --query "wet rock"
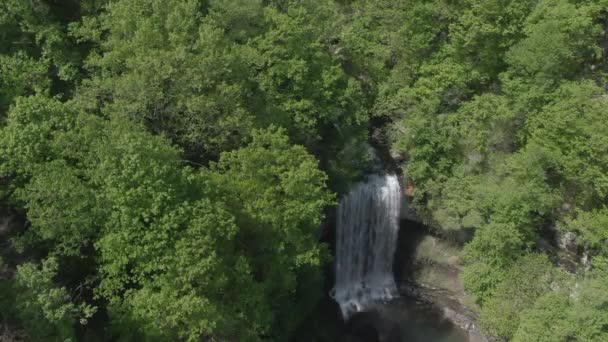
[557,230,579,253]
[389,150,406,164]
[548,227,590,274]
[395,221,495,342]
[401,283,492,342]
[400,197,422,223]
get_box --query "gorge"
[330,170,473,342]
[2,1,607,340]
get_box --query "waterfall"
[331,173,401,318]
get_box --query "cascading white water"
[331,173,401,318]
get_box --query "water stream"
[332,173,401,318]
[329,173,470,341]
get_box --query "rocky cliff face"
[399,194,423,224]
[394,217,493,342]
[369,128,493,341]
[536,225,591,275]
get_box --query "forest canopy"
[1,0,608,341]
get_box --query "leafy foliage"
[0,95,333,340]
[566,208,608,254]
[14,258,96,342]
[209,127,334,336]
[479,254,556,339]
[2,0,608,340]
[341,0,608,339]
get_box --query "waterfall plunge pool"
[331,173,470,342]
[344,296,468,342]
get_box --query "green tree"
[0,0,98,84]
[0,95,110,256]
[525,81,608,206]
[514,257,608,341]
[479,254,556,339]
[567,257,608,341]
[104,200,267,341]
[505,0,603,86]
[513,292,572,342]
[210,127,335,336]
[75,0,255,160]
[450,0,536,78]
[251,3,368,145]
[566,208,608,254]
[14,258,95,341]
[0,53,50,118]
[15,161,100,257]
[0,96,81,196]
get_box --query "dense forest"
[1,0,607,341]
